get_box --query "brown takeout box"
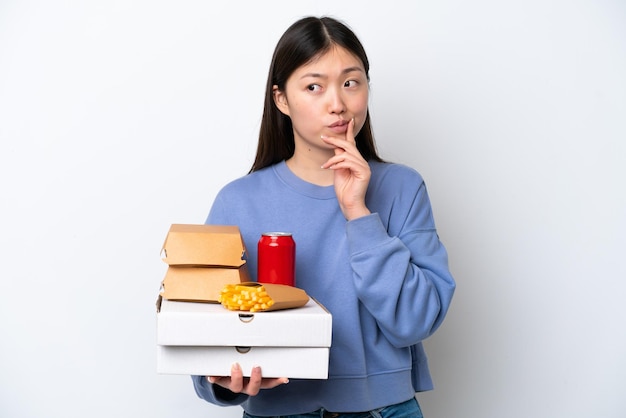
[159,224,250,303]
[161,224,246,267]
[160,265,251,303]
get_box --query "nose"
[327,88,346,115]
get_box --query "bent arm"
[347,181,455,347]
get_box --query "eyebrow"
[300,66,364,79]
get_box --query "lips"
[329,120,348,128]
[328,119,349,134]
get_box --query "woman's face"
[273,45,369,154]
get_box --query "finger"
[321,153,344,170]
[261,377,290,389]
[208,375,231,386]
[229,362,244,393]
[323,149,364,170]
[346,117,356,144]
[321,131,358,153]
[321,135,344,152]
[245,365,263,396]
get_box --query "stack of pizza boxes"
[156,224,333,379]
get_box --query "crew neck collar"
[273,161,337,200]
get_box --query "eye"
[307,84,322,92]
[344,80,359,88]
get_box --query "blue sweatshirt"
[192,160,455,415]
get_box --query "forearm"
[346,213,456,346]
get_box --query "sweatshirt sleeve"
[191,375,249,406]
[346,176,456,347]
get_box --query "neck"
[286,149,334,186]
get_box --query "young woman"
[192,16,455,418]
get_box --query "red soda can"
[257,232,296,286]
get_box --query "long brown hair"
[249,16,383,173]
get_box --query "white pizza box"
[156,297,332,347]
[157,345,329,379]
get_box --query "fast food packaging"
[160,224,246,267]
[218,282,309,312]
[156,295,332,379]
[159,224,249,303]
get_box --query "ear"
[273,85,290,116]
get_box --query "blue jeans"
[242,397,423,418]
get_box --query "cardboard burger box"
[160,265,251,303]
[156,295,333,379]
[161,224,247,267]
[159,224,250,302]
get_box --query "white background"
[1,1,624,417]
